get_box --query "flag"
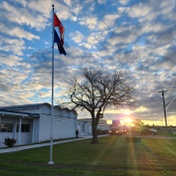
[54,29,66,55]
[54,13,64,45]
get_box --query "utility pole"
[159,90,167,127]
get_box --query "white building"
[0,103,77,148]
[77,118,109,136]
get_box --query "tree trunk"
[91,119,99,144]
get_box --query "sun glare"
[124,111,131,115]
[123,117,133,126]
[125,118,133,123]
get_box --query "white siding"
[38,114,51,142]
[54,118,76,139]
[38,105,77,142]
[32,118,39,143]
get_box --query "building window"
[0,123,13,132]
[81,123,86,133]
[17,124,30,132]
[22,124,30,132]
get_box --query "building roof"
[0,102,50,111]
[0,110,39,118]
[0,102,77,118]
[0,103,50,118]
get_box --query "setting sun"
[122,117,134,126]
[123,110,132,115]
[124,118,133,123]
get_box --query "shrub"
[4,138,16,147]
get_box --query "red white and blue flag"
[54,29,66,55]
[53,13,66,55]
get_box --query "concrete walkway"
[0,136,92,154]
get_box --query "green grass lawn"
[1,136,176,176]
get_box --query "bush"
[4,138,16,147]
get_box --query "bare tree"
[62,68,134,144]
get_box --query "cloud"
[0,36,25,56]
[80,43,92,49]
[14,0,27,7]
[128,3,152,18]
[72,4,83,17]
[79,16,98,30]
[98,0,106,4]
[0,1,49,31]
[0,24,39,40]
[108,27,137,46]
[98,14,120,30]
[0,54,23,67]
[70,31,84,43]
[119,0,129,5]
[27,0,52,18]
[135,106,149,113]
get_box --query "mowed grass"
[1,136,176,176]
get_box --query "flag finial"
[52,4,54,9]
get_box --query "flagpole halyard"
[48,4,55,165]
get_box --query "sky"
[0,0,176,126]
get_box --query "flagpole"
[48,4,55,165]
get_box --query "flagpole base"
[48,161,54,165]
